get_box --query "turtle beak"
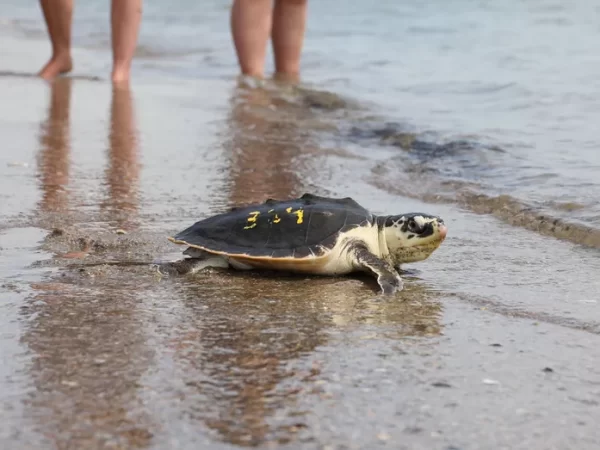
[438,222,448,240]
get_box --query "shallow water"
[1,1,600,449]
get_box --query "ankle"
[38,52,73,79]
[51,50,72,63]
[111,67,131,83]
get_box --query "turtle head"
[380,213,447,265]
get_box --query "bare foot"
[38,53,73,80]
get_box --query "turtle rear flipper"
[183,247,210,258]
[157,250,229,276]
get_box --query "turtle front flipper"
[351,243,404,295]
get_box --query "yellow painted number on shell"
[285,207,304,224]
[244,211,260,229]
[268,208,281,223]
[294,209,304,224]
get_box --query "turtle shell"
[168,193,374,260]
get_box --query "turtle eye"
[408,218,419,233]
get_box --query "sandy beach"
[2,24,600,450]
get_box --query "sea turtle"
[165,193,447,294]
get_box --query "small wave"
[231,78,360,113]
[403,80,519,96]
[135,45,209,59]
[347,121,506,184]
[0,70,102,82]
[546,200,587,212]
[348,121,504,154]
[0,70,39,79]
[371,172,600,250]
[336,117,600,249]
[452,191,600,249]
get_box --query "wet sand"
[2,44,600,450]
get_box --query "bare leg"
[38,0,74,80]
[110,0,143,83]
[272,0,308,81]
[230,0,273,78]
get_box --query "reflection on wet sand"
[20,276,155,449]
[222,80,315,206]
[173,276,331,446]
[167,272,443,446]
[100,86,141,231]
[35,79,140,232]
[21,81,151,448]
[36,78,72,215]
[34,81,141,258]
